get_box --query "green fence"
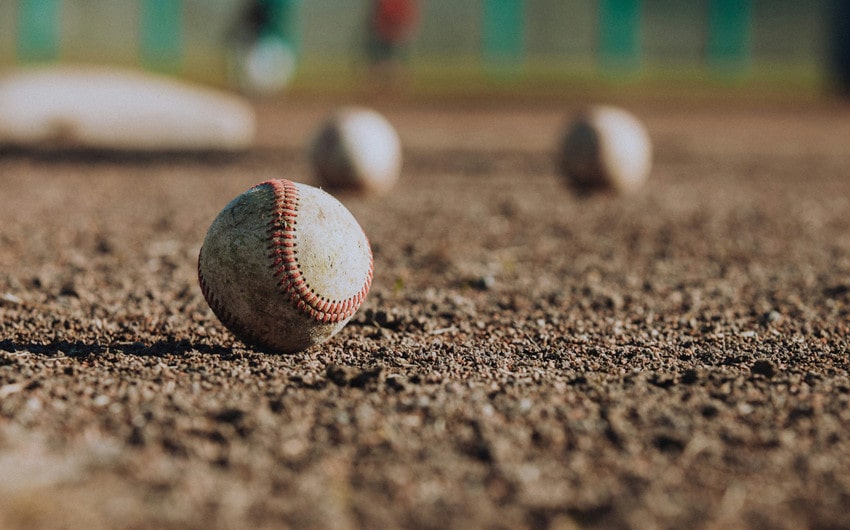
[0,0,835,92]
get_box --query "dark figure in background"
[228,0,297,96]
[365,0,420,92]
[243,0,272,36]
[831,0,850,96]
[231,0,281,55]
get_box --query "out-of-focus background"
[1,0,847,100]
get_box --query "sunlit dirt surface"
[1,96,849,529]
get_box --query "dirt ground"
[1,95,849,529]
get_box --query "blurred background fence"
[0,0,843,97]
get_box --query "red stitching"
[259,179,373,323]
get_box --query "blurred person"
[365,0,420,93]
[228,0,297,96]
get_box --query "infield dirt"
[1,97,849,529]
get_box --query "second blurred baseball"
[558,105,652,194]
[309,106,402,194]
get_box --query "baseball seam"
[198,256,266,348]
[263,179,373,323]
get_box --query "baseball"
[198,179,373,354]
[234,35,297,97]
[0,65,255,151]
[308,106,402,195]
[558,105,652,194]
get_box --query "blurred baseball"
[198,179,373,354]
[558,105,652,194]
[234,35,297,97]
[0,65,255,151]
[309,106,402,195]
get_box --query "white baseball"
[0,65,255,151]
[308,106,402,195]
[198,179,373,354]
[558,105,652,194]
[236,36,297,97]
